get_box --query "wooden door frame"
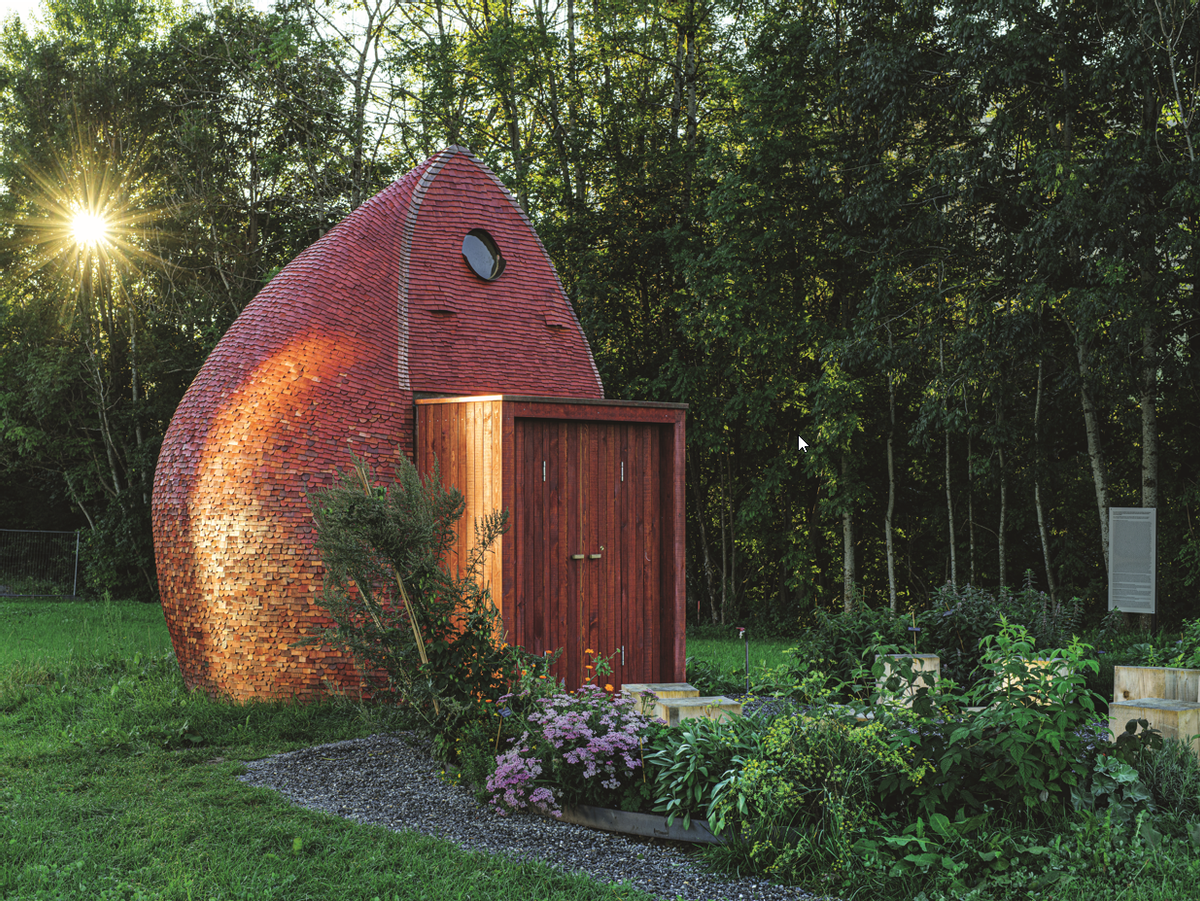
[415,394,687,687]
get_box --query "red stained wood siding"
[415,395,687,690]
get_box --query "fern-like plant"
[308,452,514,725]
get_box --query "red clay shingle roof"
[151,148,604,700]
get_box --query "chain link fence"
[0,529,80,597]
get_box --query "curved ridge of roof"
[155,157,437,496]
[397,146,604,398]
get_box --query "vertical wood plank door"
[515,418,662,689]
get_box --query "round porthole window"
[462,229,505,281]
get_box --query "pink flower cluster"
[486,685,651,816]
[486,744,561,816]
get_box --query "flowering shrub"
[486,685,652,816]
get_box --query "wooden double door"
[513,418,664,689]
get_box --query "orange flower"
[585,649,595,655]
[604,684,614,692]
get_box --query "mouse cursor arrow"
[798,436,809,453]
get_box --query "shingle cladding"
[152,148,604,700]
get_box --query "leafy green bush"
[872,620,1103,818]
[1131,737,1200,821]
[684,656,744,696]
[709,713,925,891]
[1144,618,1200,668]
[308,454,519,733]
[919,577,1083,686]
[644,712,766,828]
[787,606,908,693]
[1072,753,1156,824]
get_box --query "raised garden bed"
[554,804,725,844]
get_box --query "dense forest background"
[0,0,1196,631]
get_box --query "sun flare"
[70,210,110,248]
[12,123,166,285]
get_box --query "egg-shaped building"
[151,148,606,699]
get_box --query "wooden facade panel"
[415,396,686,690]
[663,418,686,681]
[417,398,507,628]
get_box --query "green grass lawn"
[0,599,664,901]
[684,636,794,674]
[0,596,173,667]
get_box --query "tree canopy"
[0,0,1195,627]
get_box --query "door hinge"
[621,461,624,482]
[543,460,546,481]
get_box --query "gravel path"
[238,732,821,901]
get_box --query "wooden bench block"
[1110,697,1200,757]
[1113,666,1200,704]
[622,682,700,715]
[877,654,940,706]
[655,696,743,726]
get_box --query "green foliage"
[920,580,1084,686]
[80,487,159,601]
[439,650,564,790]
[1128,737,1200,822]
[1072,753,1156,824]
[869,620,1102,818]
[1043,807,1200,893]
[1082,612,1152,710]
[684,655,744,697]
[1142,618,1200,668]
[644,713,766,829]
[709,714,926,891]
[787,606,908,693]
[1111,717,1165,766]
[309,454,517,730]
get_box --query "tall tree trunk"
[842,453,855,611]
[1141,323,1158,509]
[1076,332,1110,574]
[967,430,976,585]
[998,445,1007,588]
[1140,316,1159,629]
[688,452,717,620]
[717,495,727,625]
[725,453,736,625]
[996,393,1007,588]
[566,0,584,205]
[1034,359,1058,600]
[681,1,698,209]
[941,339,957,590]
[886,344,897,613]
[82,265,123,497]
